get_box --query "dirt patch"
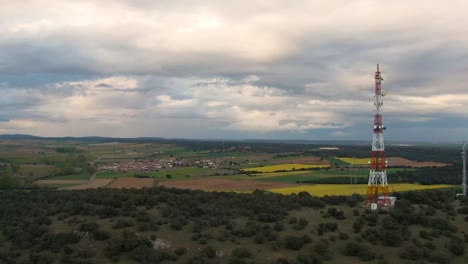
[272,157,330,165]
[106,177,156,189]
[159,178,295,191]
[64,179,115,190]
[35,179,87,185]
[386,157,449,167]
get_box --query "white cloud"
[1,1,468,140]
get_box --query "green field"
[95,167,228,180]
[46,174,91,180]
[248,168,413,183]
[18,165,55,179]
[36,183,81,188]
[244,163,329,173]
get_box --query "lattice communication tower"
[462,143,467,197]
[365,64,390,206]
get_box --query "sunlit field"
[244,164,330,173]
[337,157,370,165]
[251,171,308,178]
[267,183,453,196]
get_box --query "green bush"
[343,242,375,261]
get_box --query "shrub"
[343,242,375,261]
[457,206,468,214]
[201,246,216,258]
[381,230,403,247]
[448,236,466,256]
[352,220,363,233]
[424,242,436,250]
[77,249,95,258]
[313,239,329,257]
[170,220,183,231]
[399,245,422,260]
[232,248,252,258]
[429,253,452,264]
[338,233,349,240]
[297,254,322,264]
[174,247,187,256]
[93,229,111,241]
[112,219,133,229]
[419,230,430,240]
[79,222,99,233]
[284,235,311,250]
[274,222,284,232]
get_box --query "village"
[98,158,224,173]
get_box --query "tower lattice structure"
[365,64,390,206]
[462,143,467,197]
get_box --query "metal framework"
[365,64,390,206]
[462,143,467,197]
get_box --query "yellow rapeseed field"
[244,164,330,173]
[251,171,309,178]
[267,183,453,196]
[337,157,370,165]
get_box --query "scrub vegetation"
[0,136,467,263]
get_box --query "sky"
[1,0,468,141]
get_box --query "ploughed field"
[3,139,452,195]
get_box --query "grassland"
[251,171,308,178]
[46,174,91,180]
[247,168,413,183]
[267,183,453,196]
[18,164,55,179]
[244,163,330,173]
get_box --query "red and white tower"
[365,64,390,207]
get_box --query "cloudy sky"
[1,0,468,141]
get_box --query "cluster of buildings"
[98,158,223,172]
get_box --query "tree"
[448,236,466,256]
[0,168,16,189]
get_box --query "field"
[247,168,413,184]
[337,156,449,167]
[271,156,330,165]
[244,163,330,173]
[64,179,115,190]
[386,157,449,167]
[18,164,55,179]
[159,178,295,191]
[267,183,453,196]
[46,174,91,180]
[106,177,156,189]
[336,157,370,165]
[2,137,467,264]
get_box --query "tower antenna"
[365,64,390,208]
[462,142,467,197]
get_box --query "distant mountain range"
[0,134,42,139]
